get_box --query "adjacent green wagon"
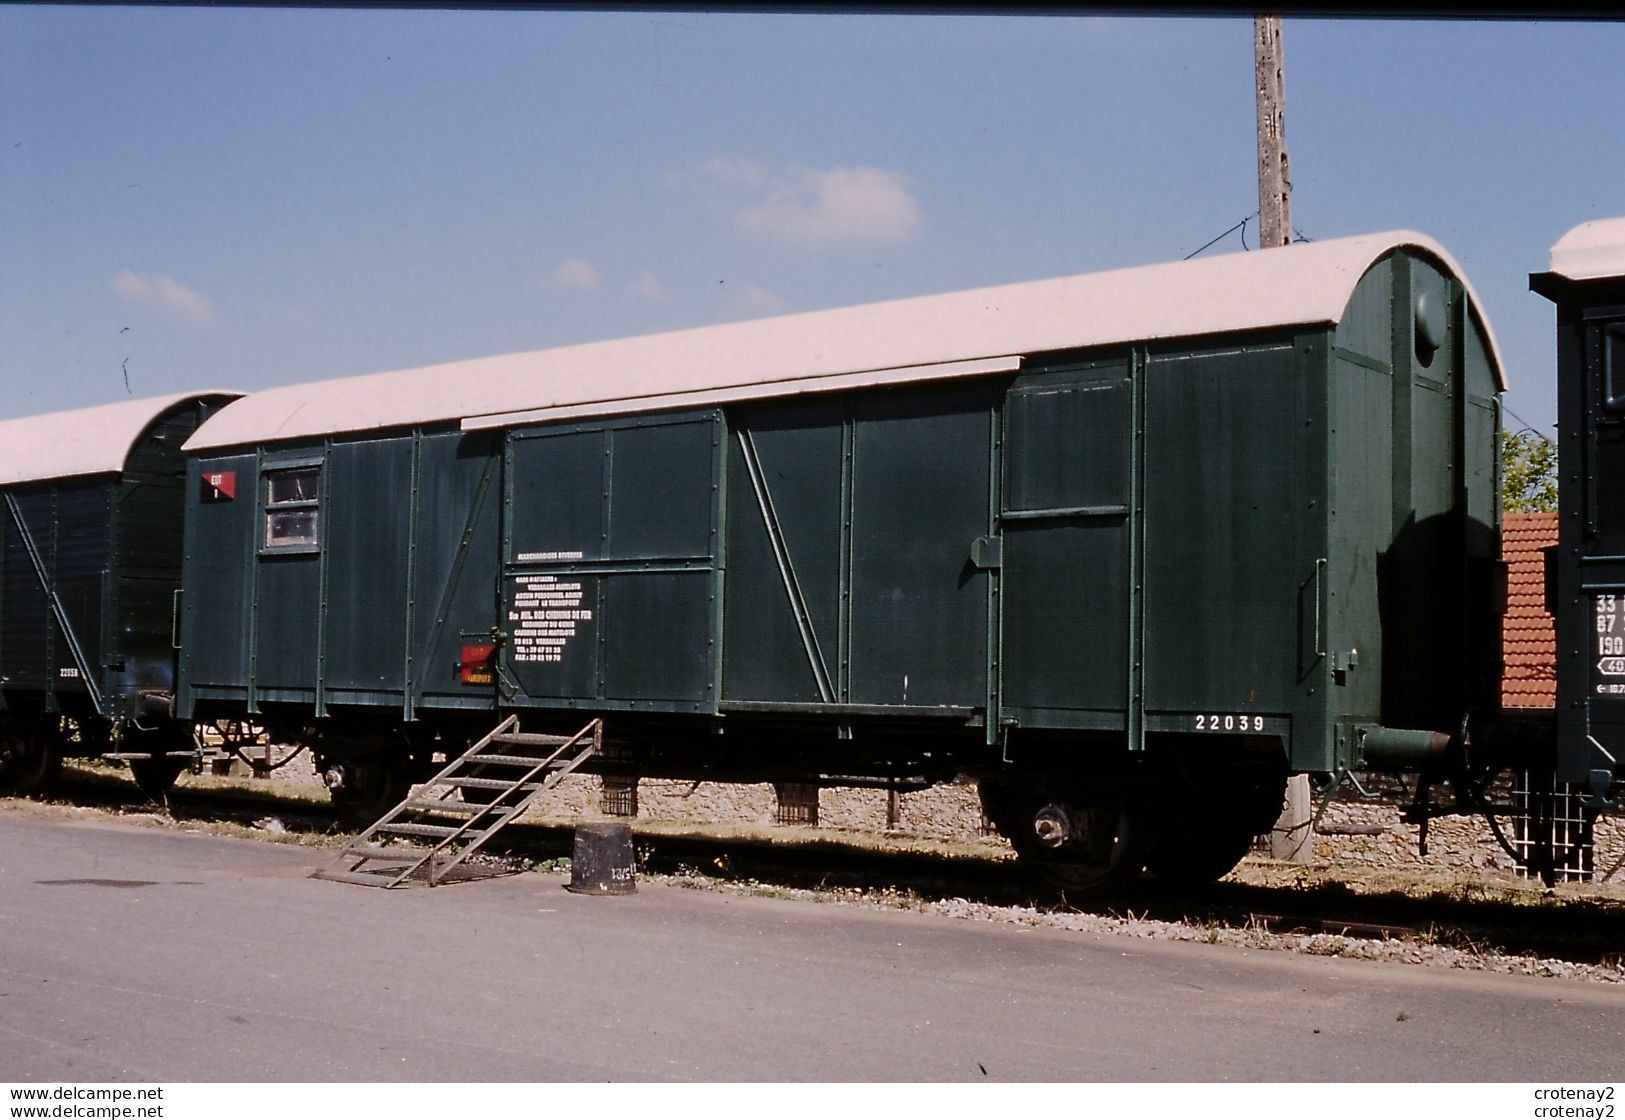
[0,391,238,792]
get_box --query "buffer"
[314,716,602,888]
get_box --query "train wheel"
[982,781,1151,896]
[1145,764,1285,887]
[322,757,409,823]
[1013,802,1152,896]
[129,757,189,800]
[1145,811,1256,888]
[0,727,61,794]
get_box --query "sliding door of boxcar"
[720,398,845,703]
[998,361,1132,727]
[1141,341,1315,733]
[720,384,997,711]
[848,388,994,707]
[501,412,720,714]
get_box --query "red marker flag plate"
[201,470,237,502]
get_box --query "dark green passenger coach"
[0,392,238,792]
[177,231,1503,887]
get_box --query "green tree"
[1502,428,1558,513]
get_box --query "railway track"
[8,763,1625,972]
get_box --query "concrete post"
[1270,773,1314,863]
[1254,14,1292,249]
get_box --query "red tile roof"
[1502,511,1558,709]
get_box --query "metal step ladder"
[313,716,602,888]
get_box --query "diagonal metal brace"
[3,492,103,715]
[736,429,836,704]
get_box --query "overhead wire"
[1183,212,1314,258]
[1503,403,1555,435]
[1182,211,1259,260]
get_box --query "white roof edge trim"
[0,390,241,487]
[186,229,1506,452]
[1548,216,1625,282]
[460,355,1026,432]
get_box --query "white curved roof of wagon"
[0,391,240,487]
[1548,216,1625,281]
[184,230,1504,451]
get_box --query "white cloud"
[700,155,768,190]
[736,284,785,315]
[111,270,215,326]
[630,270,666,301]
[550,257,601,290]
[735,165,920,245]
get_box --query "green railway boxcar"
[179,231,1503,888]
[0,392,239,793]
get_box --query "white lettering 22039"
[1194,714,1266,732]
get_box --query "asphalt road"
[1,807,1621,1083]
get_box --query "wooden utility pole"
[1254,15,1292,249]
[1256,14,1312,862]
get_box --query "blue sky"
[3,9,1622,435]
